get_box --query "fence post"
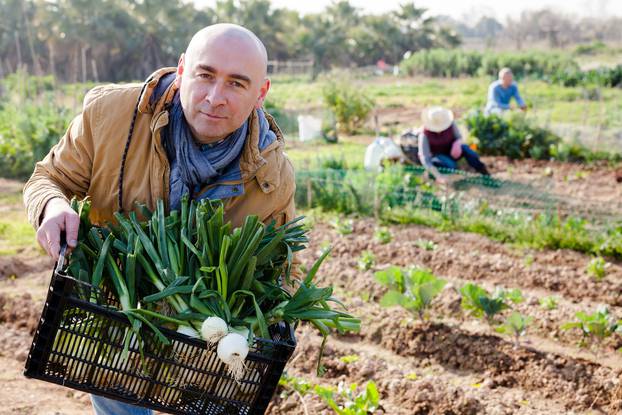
[373,181,380,220]
[305,160,312,209]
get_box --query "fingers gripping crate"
[24,269,296,415]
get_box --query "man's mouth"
[202,112,227,120]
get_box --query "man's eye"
[230,81,244,88]
[198,73,213,79]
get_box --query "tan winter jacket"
[23,68,296,230]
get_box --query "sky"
[196,0,622,22]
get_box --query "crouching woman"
[418,107,489,184]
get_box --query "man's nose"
[206,82,226,106]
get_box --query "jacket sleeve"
[269,156,297,227]
[23,88,100,229]
[269,156,302,284]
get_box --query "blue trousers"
[91,395,153,415]
[431,144,488,174]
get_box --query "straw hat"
[421,107,454,133]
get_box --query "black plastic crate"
[24,264,296,414]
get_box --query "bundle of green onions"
[66,196,359,381]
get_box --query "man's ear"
[254,78,271,109]
[174,54,185,88]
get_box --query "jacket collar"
[142,67,286,192]
[138,67,178,114]
[241,110,285,193]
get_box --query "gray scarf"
[165,92,248,210]
[163,91,277,211]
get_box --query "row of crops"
[400,48,622,88]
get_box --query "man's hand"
[37,198,79,261]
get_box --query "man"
[484,67,527,115]
[23,24,295,414]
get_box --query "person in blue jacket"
[485,68,527,114]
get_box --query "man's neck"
[191,131,230,146]
[198,136,228,150]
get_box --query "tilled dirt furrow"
[302,220,622,307]
[357,305,621,413]
[276,325,585,415]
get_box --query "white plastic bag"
[381,137,404,160]
[297,115,322,141]
[364,138,385,172]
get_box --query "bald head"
[185,24,268,78]
[174,24,272,144]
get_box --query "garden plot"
[284,221,622,413]
[1,169,622,413]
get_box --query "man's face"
[175,37,269,144]
[501,72,513,88]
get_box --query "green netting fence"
[294,165,621,229]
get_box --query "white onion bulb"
[217,333,249,381]
[201,316,228,345]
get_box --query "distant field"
[269,74,622,155]
[270,75,622,121]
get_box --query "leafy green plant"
[339,354,360,364]
[465,109,620,163]
[496,312,533,349]
[375,266,446,321]
[331,218,354,235]
[415,239,437,251]
[586,256,608,280]
[497,288,524,305]
[357,250,376,271]
[561,307,622,350]
[539,296,558,310]
[460,283,509,324]
[279,376,381,414]
[295,168,622,261]
[322,78,374,134]
[375,165,439,210]
[315,381,381,415]
[318,156,349,170]
[464,111,561,161]
[0,72,73,179]
[279,373,313,396]
[599,225,622,258]
[374,227,392,244]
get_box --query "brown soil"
[306,219,622,306]
[486,157,622,214]
[0,245,52,280]
[302,220,622,352]
[1,163,622,414]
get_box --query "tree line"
[444,10,622,49]
[0,0,460,82]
